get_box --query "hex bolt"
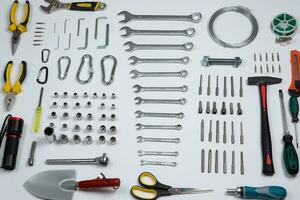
[100,125,106,133]
[73,124,81,132]
[101,114,106,121]
[93,92,98,99]
[73,92,78,98]
[50,112,57,119]
[73,134,81,144]
[212,101,217,114]
[230,103,234,115]
[52,102,58,108]
[110,126,117,134]
[85,135,93,145]
[100,103,105,109]
[87,113,93,121]
[221,102,226,115]
[53,92,59,98]
[110,114,116,121]
[86,125,93,133]
[83,92,89,98]
[62,102,68,109]
[198,101,203,114]
[202,56,242,67]
[99,135,106,144]
[62,123,68,131]
[75,102,81,109]
[206,101,210,114]
[75,113,82,120]
[111,93,116,99]
[63,92,68,98]
[102,93,107,99]
[237,103,243,115]
[59,134,69,144]
[86,101,92,108]
[110,136,117,145]
[62,112,69,120]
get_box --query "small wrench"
[137,136,181,143]
[118,11,202,23]
[129,56,190,65]
[140,160,177,167]
[135,123,182,130]
[137,150,179,157]
[133,84,188,93]
[135,111,184,118]
[120,26,196,37]
[124,41,194,52]
[130,70,188,79]
[134,97,186,105]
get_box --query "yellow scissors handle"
[9,0,30,33]
[131,185,159,200]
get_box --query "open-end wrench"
[134,97,186,105]
[135,110,184,119]
[135,123,182,130]
[120,26,196,37]
[140,160,177,167]
[133,84,188,93]
[130,70,188,79]
[124,41,194,52]
[118,11,202,23]
[137,136,181,143]
[138,150,179,157]
[129,56,190,65]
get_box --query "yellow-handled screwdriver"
[32,87,44,133]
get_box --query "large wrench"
[135,123,182,130]
[118,11,202,23]
[135,111,184,119]
[134,97,186,105]
[130,70,188,79]
[120,27,196,37]
[137,136,181,143]
[124,41,194,52]
[140,160,177,167]
[133,84,188,93]
[138,150,179,157]
[129,56,190,65]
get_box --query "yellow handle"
[3,61,13,93]
[32,107,42,133]
[12,61,27,94]
[9,1,18,32]
[139,172,158,187]
[131,185,158,200]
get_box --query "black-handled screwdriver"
[279,90,299,176]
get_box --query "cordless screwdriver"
[226,186,287,200]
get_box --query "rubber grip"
[283,135,299,176]
[259,85,275,176]
[3,61,13,93]
[78,178,120,189]
[68,2,105,11]
[244,186,287,199]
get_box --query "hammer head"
[248,76,282,86]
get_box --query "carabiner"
[41,49,50,63]
[36,66,48,84]
[58,56,71,80]
[76,54,93,84]
[101,55,117,85]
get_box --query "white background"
[0,0,300,199]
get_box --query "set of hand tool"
[198,101,243,115]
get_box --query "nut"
[62,112,69,120]
[52,102,58,108]
[101,114,106,121]
[85,136,93,145]
[73,134,81,144]
[61,123,68,131]
[50,112,57,119]
[110,136,117,145]
[73,124,81,132]
[110,114,116,121]
[110,126,117,134]
[75,113,82,120]
[59,134,69,144]
[98,135,106,144]
[62,102,68,109]
[86,125,93,133]
[87,113,93,121]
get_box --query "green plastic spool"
[271,13,297,38]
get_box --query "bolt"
[202,56,242,67]
[212,102,217,114]
[206,101,210,114]
[198,101,203,114]
[221,102,226,115]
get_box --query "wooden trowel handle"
[78,178,121,189]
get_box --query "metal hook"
[41,49,50,63]
[101,55,117,85]
[77,54,93,84]
[58,56,71,80]
[36,66,48,84]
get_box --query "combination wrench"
[118,11,202,23]
[135,123,182,130]
[129,56,189,65]
[134,97,186,105]
[130,70,188,79]
[137,136,181,143]
[124,41,194,52]
[133,84,188,93]
[140,160,177,167]
[120,26,196,37]
[138,150,179,157]
[135,110,184,119]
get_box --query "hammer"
[248,76,282,176]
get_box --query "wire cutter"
[131,172,213,200]
[9,0,30,55]
[3,61,27,111]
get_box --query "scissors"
[131,172,213,200]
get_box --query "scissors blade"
[169,188,213,195]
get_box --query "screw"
[110,136,117,145]
[110,114,116,121]
[223,121,227,144]
[212,102,217,114]
[198,75,202,95]
[75,102,81,109]
[216,120,219,143]
[53,92,59,98]
[111,104,116,110]
[239,77,243,97]
[215,76,219,96]
[202,56,242,67]
[208,120,212,142]
[223,77,227,97]
[208,149,212,173]
[102,93,107,99]
[86,125,93,133]
[93,92,98,98]
[73,134,81,144]
[231,121,235,144]
[101,114,106,121]
[207,75,211,96]
[240,122,244,145]
[62,102,68,109]
[85,136,93,145]
[230,76,234,97]
[83,92,88,98]
[59,134,69,144]
[62,123,68,131]
[237,103,242,115]
[62,112,69,120]
[206,101,210,114]
[230,102,234,115]
[221,102,226,115]
[73,92,78,98]
[86,101,92,108]
[100,103,105,109]
[198,101,203,114]
[28,141,37,166]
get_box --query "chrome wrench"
[134,97,186,105]
[138,150,179,157]
[135,110,184,119]
[124,41,194,52]
[129,56,189,65]
[133,84,188,93]
[140,160,177,167]
[137,136,181,143]
[130,70,188,79]
[135,123,182,130]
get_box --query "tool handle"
[32,107,42,133]
[3,61,13,93]
[259,85,275,175]
[78,177,120,189]
[9,1,30,33]
[283,135,299,175]
[67,2,106,11]
[289,96,299,123]
[243,186,287,200]
[12,61,27,94]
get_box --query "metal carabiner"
[36,66,48,84]
[77,54,93,84]
[101,55,117,85]
[58,56,71,80]
[41,49,50,63]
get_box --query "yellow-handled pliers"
[9,0,30,55]
[3,61,27,111]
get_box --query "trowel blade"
[23,169,76,200]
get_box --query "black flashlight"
[1,116,24,170]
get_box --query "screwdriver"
[226,186,287,200]
[279,90,299,176]
[289,96,299,148]
[32,87,44,133]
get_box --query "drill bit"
[208,120,212,142]
[201,119,204,142]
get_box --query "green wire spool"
[271,13,297,40]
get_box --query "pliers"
[3,61,27,111]
[9,0,30,55]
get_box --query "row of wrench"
[201,149,244,175]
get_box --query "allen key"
[64,33,71,50]
[95,17,108,39]
[78,28,89,50]
[98,24,110,49]
[77,18,85,36]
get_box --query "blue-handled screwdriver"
[226,186,287,200]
